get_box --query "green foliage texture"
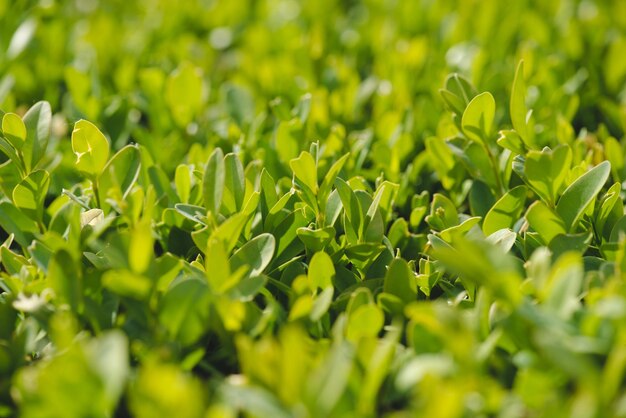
[1,0,626,417]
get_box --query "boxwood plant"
[1,1,626,417]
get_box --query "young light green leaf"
[205,238,232,292]
[510,60,531,146]
[71,119,110,177]
[308,251,335,290]
[524,144,572,206]
[129,221,154,274]
[203,147,225,215]
[425,193,459,230]
[2,112,26,150]
[461,92,495,144]
[12,169,50,222]
[223,153,245,214]
[290,151,318,194]
[175,164,191,203]
[346,304,384,341]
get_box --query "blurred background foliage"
[1,0,626,175]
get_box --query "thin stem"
[92,179,101,208]
[485,144,504,196]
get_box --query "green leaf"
[556,161,611,231]
[175,164,191,203]
[228,274,268,301]
[290,151,318,194]
[22,101,51,171]
[159,279,211,345]
[510,60,531,146]
[497,129,526,154]
[483,186,527,235]
[383,258,417,305]
[129,221,154,274]
[526,201,567,245]
[48,249,83,312]
[426,193,459,230]
[308,251,335,290]
[222,153,245,214]
[71,119,110,177]
[205,238,231,292]
[524,144,572,206]
[0,201,39,246]
[549,232,592,259]
[469,180,495,218]
[610,215,626,243]
[369,181,398,226]
[485,229,518,252]
[1,246,29,275]
[440,73,477,116]
[174,204,207,226]
[296,226,335,252]
[595,182,623,241]
[335,178,363,240]
[97,145,141,207]
[211,212,248,253]
[346,304,384,341]
[86,331,129,406]
[542,253,583,320]
[319,153,349,212]
[230,233,276,279]
[2,112,26,150]
[310,287,334,321]
[0,137,25,173]
[12,169,49,222]
[102,269,152,300]
[203,148,225,215]
[440,216,481,242]
[461,92,495,144]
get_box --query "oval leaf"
[482,186,527,235]
[556,161,611,231]
[230,233,276,279]
[12,169,50,222]
[71,119,110,177]
[461,92,495,144]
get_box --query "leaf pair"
[1,102,51,181]
[526,161,611,243]
[203,148,246,216]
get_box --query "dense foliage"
[1,0,626,417]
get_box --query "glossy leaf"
[71,119,110,177]
[12,169,49,222]
[461,92,495,144]
[203,147,225,215]
[483,185,527,235]
[2,112,26,150]
[556,161,611,231]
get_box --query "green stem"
[485,144,504,196]
[92,179,101,208]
